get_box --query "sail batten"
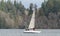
[28,10,35,29]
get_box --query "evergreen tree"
[29,3,33,15]
[0,0,6,11]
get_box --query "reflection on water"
[0,29,60,36]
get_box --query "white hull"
[24,30,41,33]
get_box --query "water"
[0,29,60,36]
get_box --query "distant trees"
[0,0,25,29]
[0,0,25,15]
[0,0,60,29]
[29,3,33,16]
[42,0,60,17]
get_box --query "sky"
[16,0,44,8]
[1,0,44,8]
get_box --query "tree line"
[0,0,60,29]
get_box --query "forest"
[0,0,60,29]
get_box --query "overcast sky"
[1,0,44,8]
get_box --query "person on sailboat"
[33,28,35,30]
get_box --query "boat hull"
[24,30,41,33]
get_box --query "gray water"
[0,29,60,36]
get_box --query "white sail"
[28,9,35,29]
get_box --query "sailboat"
[24,8,41,33]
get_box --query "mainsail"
[28,9,35,29]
